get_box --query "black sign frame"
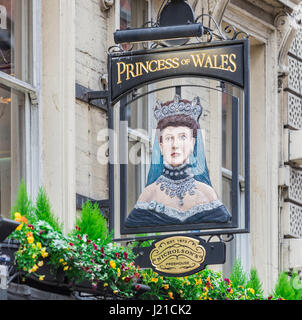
[107,39,250,240]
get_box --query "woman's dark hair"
[157,114,199,143]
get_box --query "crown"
[153,95,203,123]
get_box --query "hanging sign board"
[109,40,247,104]
[106,37,250,275]
[133,235,226,277]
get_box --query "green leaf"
[229,259,247,288]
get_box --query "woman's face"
[160,126,195,167]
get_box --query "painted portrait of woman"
[125,95,231,227]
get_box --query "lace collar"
[135,200,223,222]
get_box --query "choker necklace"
[155,162,197,206]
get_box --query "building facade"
[0,0,302,295]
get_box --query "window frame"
[0,0,41,208]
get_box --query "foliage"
[11,211,139,297]
[74,201,111,243]
[9,183,302,301]
[273,271,302,300]
[138,266,264,300]
[10,184,139,297]
[229,259,247,288]
[247,268,263,296]
[10,180,36,223]
[35,187,63,233]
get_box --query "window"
[0,0,39,218]
[119,0,151,212]
[0,0,32,83]
[221,84,246,275]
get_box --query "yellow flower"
[117,268,121,277]
[168,292,174,299]
[41,248,48,258]
[113,290,118,294]
[27,236,34,244]
[63,266,69,271]
[162,284,169,290]
[37,242,42,249]
[104,283,108,287]
[39,275,45,281]
[14,212,21,219]
[151,278,158,283]
[109,260,116,269]
[247,288,255,295]
[38,261,44,267]
[32,244,36,249]
[32,264,38,272]
[32,254,37,259]
[59,259,64,263]
[16,224,23,231]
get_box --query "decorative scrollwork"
[195,14,249,42]
[108,45,123,53]
[108,43,134,53]
[223,24,249,40]
[207,234,235,243]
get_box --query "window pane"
[222,91,232,171]
[127,88,149,131]
[0,0,31,83]
[0,84,26,218]
[120,0,148,51]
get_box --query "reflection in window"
[119,0,151,210]
[221,84,245,277]
[0,0,30,82]
[120,0,148,51]
[0,84,25,217]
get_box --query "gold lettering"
[138,61,149,75]
[126,63,136,80]
[220,54,229,70]
[135,62,141,77]
[117,62,126,84]
[165,58,174,69]
[213,55,218,68]
[229,53,237,72]
[158,59,166,71]
[172,57,180,68]
[190,54,206,67]
[204,55,214,68]
[149,60,158,72]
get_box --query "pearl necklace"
[155,162,197,206]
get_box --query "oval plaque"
[149,236,206,276]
